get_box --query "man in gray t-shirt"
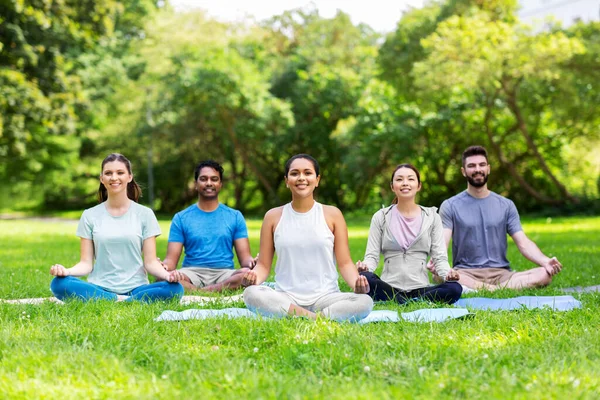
[432,145,563,290]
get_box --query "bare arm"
[234,238,256,269]
[143,236,183,282]
[326,206,369,294]
[511,231,562,275]
[162,242,184,271]
[50,238,95,277]
[242,209,280,286]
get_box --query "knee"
[170,282,185,297]
[352,294,375,321]
[157,280,185,296]
[242,285,262,308]
[359,294,374,312]
[50,276,72,292]
[536,269,552,287]
[360,271,378,284]
[447,282,463,304]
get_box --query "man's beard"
[466,172,488,188]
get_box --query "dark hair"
[390,163,421,184]
[390,164,421,204]
[462,145,488,166]
[194,160,224,181]
[97,153,142,202]
[284,154,320,177]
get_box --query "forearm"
[161,256,178,271]
[65,261,94,277]
[518,240,551,265]
[239,256,255,269]
[144,259,170,280]
[250,264,270,285]
[339,263,360,290]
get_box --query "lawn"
[1,216,599,399]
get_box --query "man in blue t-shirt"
[162,160,256,292]
[430,146,563,291]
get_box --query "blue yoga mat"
[154,308,472,323]
[455,295,581,311]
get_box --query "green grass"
[1,216,600,399]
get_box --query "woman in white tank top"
[242,154,373,321]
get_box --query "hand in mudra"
[354,275,370,294]
[50,264,69,277]
[445,269,460,282]
[164,270,184,283]
[242,270,258,287]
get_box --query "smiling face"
[285,157,320,198]
[462,155,490,188]
[100,160,133,197]
[196,166,222,200]
[391,167,421,201]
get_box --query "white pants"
[243,285,373,322]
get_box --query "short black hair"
[284,154,320,177]
[194,160,224,181]
[462,146,488,166]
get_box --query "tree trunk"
[501,80,578,203]
[483,94,564,205]
[219,108,281,205]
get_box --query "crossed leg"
[458,267,553,291]
[180,268,251,292]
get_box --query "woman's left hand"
[445,269,460,282]
[164,270,184,283]
[354,275,370,294]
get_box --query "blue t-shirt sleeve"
[142,207,161,240]
[76,210,93,239]
[233,211,249,241]
[439,200,453,230]
[168,213,185,243]
[506,200,522,236]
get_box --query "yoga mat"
[1,295,242,306]
[400,308,473,322]
[154,308,472,323]
[455,295,581,311]
[561,285,600,294]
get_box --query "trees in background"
[1,0,598,214]
[0,0,158,208]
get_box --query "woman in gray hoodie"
[356,164,462,304]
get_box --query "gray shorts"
[179,267,239,288]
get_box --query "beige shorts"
[456,267,516,285]
[179,267,239,288]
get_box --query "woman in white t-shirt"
[241,154,373,321]
[356,164,462,305]
[49,153,184,302]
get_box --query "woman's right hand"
[50,264,70,277]
[242,270,258,287]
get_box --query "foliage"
[0,0,598,213]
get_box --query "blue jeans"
[51,276,184,303]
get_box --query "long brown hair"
[97,153,142,202]
[390,163,421,205]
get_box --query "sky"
[169,0,426,33]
